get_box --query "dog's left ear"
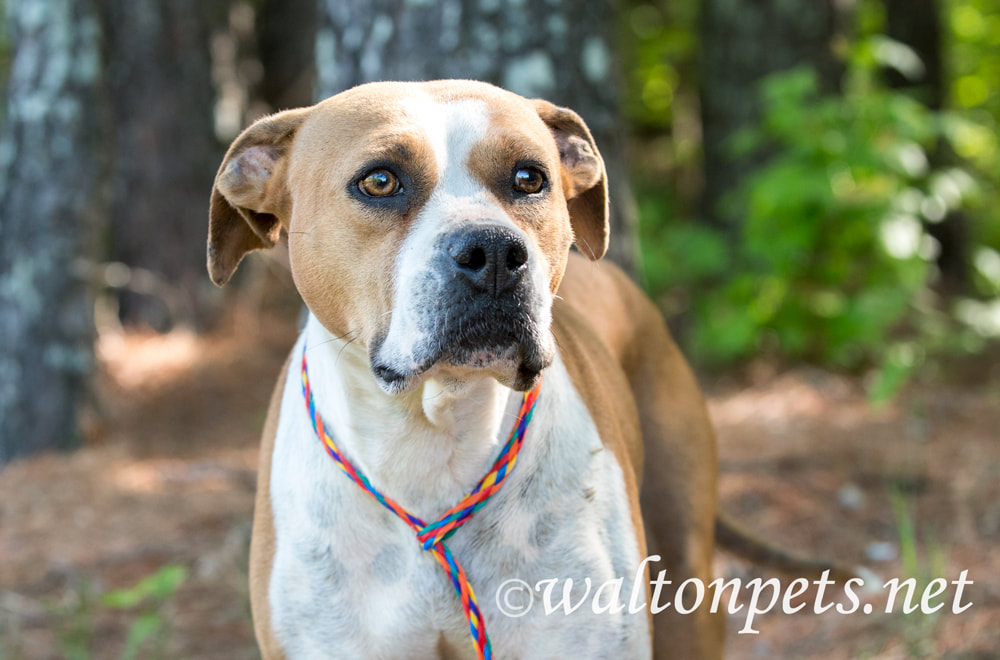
[208,107,310,286]
[533,99,609,260]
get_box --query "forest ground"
[2,301,998,659]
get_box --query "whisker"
[336,335,359,364]
[307,328,359,351]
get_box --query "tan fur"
[558,253,724,659]
[531,100,610,261]
[208,108,310,285]
[249,355,288,660]
[214,81,723,659]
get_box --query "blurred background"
[0,0,998,657]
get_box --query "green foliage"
[620,1,698,131]
[47,564,187,660]
[636,29,998,398]
[99,564,187,610]
[890,487,946,657]
[944,0,1000,265]
[627,1,1000,397]
[673,56,971,370]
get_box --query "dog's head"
[208,81,608,393]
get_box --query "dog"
[207,80,837,659]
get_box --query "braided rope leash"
[301,349,542,660]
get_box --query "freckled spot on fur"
[371,543,407,584]
[496,544,529,577]
[530,512,557,549]
[468,517,503,553]
[376,507,397,530]
[306,482,342,527]
[289,592,360,648]
[297,543,347,599]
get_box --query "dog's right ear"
[207,107,309,286]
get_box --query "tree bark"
[884,0,943,109]
[255,0,317,112]
[102,0,227,329]
[700,0,842,230]
[884,0,969,290]
[0,0,107,464]
[315,0,640,275]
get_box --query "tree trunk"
[315,0,640,275]
[884,0,943,108]
[255,0,316,112]
[884,0,969,290]
[0,0,107,464]
[700,0,842,230]
[102,0,227,330]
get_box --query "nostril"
[505,243,528,272]
[453,245,488,271]
[464,246,487,271]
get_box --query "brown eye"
[358,169,400,197]
[513,167,545,194]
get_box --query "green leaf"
[868,343,922,405]
[120,612,162,660]
[101,565,188,609]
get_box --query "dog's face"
[208,81,608,393]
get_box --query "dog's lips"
[370,356,434,395]
[371,332,551,394]
[447,345,520,369]
[371,281,553,394]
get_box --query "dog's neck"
[302,314,520,519]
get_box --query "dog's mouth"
[370,304,552,394]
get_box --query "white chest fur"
[267,318,650,659]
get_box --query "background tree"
[101,0,229,330]
[0,0,106,464]
[314,0,641,274]
[883,0,970,290]
[254,0,315,112]
[699,0,843,230]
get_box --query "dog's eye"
[358,169,401,197]
[512,167,545,195]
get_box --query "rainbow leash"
[301,348,542,660]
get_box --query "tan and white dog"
[208,80,725,659]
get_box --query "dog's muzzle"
[371,222,553,393]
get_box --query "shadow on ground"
[1,312,998,658]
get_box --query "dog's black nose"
[447,225,528,296]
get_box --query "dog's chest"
[267,340,649,659]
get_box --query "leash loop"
[301,346,541,660]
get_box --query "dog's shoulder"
[553,251,650,468]
[551,265,643,493]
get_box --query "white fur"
[268,322,650,658]
[266,96,649,658]
[374,97,552,380]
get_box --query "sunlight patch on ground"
[708,371,896,432]
[97,329,206,389]
[112,459,238,494]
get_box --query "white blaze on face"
[374,96,550,382]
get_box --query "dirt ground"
[1,308,998,659]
